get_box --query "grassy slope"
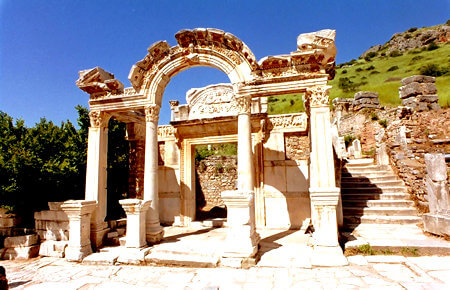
[329,43,450,107]
[268,42,450,114]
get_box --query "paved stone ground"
[2,255,449,289]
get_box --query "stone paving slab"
[1,255,449,289]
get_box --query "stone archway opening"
[194,143,237,221]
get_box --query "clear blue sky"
[0,0,448,126]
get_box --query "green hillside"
[268,23,450,114]
[329,42,450,107]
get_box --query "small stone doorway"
[194,143,237,221]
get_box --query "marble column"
[306,86,347,266]
[85,110,110,250]
[237,96,254,192]
[220,96,259,268]
[61,200,97,262]
[143,105,164,243]
[119,199,151,248]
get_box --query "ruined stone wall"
[337,107,450,212]
[196,156,237,210]
[285,132,310,160]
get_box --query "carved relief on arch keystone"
[89,111,110,128]
[144,105,160,122]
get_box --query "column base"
[90,222,109,250]
[65,244,92,262]
[311,245,348,266]
[146,227,164,244]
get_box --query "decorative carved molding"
[89,111,110,128]
[157,125,177,139]
[267,113,308,131]
[144,105,160,122]
[236,96,251,114]
[305,86,331,108]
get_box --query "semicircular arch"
[128,28,258,106]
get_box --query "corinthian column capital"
[89,111,110,128]
[145,104,160,123]
[236,96,251,115]
[305,85,331,108]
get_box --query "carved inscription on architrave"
[267,113,307,131]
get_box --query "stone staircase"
[341,158,421,230]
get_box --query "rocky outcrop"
[360,24,450,57]
[399,75,440,111]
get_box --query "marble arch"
[72,28,347,266]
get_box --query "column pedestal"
[221,190,259,267]
[310,188,348,266]
[119,199,151,248]
[61,200,97,262]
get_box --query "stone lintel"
[221,190,253,207]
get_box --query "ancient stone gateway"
[74,28,346,265]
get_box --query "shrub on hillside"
[355,67,363,72]
[338,77,359,93]
[387,65,399,72]
[342,69,347,74]
[426,42,439,51]
[419,64,448,77]
[407,27,418,33]
[389,50,403,57]
[370,70,380,74]
[366,65,375,71]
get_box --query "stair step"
[342,187,407,194]
[144,252,219,268]
[343,165,390,173]
[343,200,415,208]
[341,180,404,188]
[343,158,374,166]
[341,193,410,200]
[344,215,421,225]
[341,176,400,183]
[343,207,417,216]
[342,171,395,178]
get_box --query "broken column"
[423,154,450,236]
[399,75,440,111]
[61,200,97,262]
[119,199,151,248]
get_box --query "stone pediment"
[186,83,237,119]
[169,83,267,122]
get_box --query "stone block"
[399,82,422,99]
[263,164,286,193]
[0,217,17,228]
[420,83,438,95]
[48,202,64,211]
[423,214,450,236]
[1,245,40,260]
[401,75,435,86]
[263,132,285,161]
[39,240,68,258]
[4,234,39,248]
[425,154,447,182]
[34,210,68,222]
[286,163,308,192]
[354,91,379,100]
[160,197,181,224]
